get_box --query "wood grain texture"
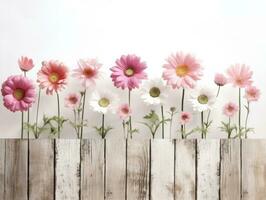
[151,139,175,200]
[80,139,104,200]
[175,139,196,200]
[242,140,266,200]
[220,139,241,200]
[197,140,220,200]
[127,139,149,200]
[29,139,54,200]
[106,138,126,200]
[5,140,28,200]
[55,139,80,200]
[0,140,5,199]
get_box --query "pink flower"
[214,73,227,86]
[110,54,147,90]
[65,93,81,109]
[117,103,132,120]
[162,52,203,89]
[227,64,253,88]
[179,111,192,125]
[223,102,239,117]
[18,56,34,72]
[37,60,69,95]
[244,86,260,102]
[1,75,36,112]
[73,58,102,88]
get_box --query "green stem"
[201,111,204,139]
[244,102,250,139]
[169,112,174,139]
[206,86,221,126]
[122,120,126,139]
[181,88,185,139]
[56,92,61,138]
[161,105,164,139]
[228,117,231,139]
[80,90,87,139]
[74,109,78,138]
[21,111,24,139]
[102,114,105,139]
[238,88,241,139]
[35,88,41,139]
[128,90,132,138]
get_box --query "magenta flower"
[179,111,192,125]
[117,103,132,120]
[1,75,36,112]
[18,56,34,72]
[65,93,81,109]
[163,52,203,89]
[214,73,227,86]
[227,64,253,88]
[244,86,260,102]
[223,102,238,117]
[110,54,147,90]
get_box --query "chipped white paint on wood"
[29,139,54,200]
[80,139,104,200]
[127,139,149,200]
[242,140,266,200]
[55,139,80,200]
[175,139,196,200]
[0,140,5,199]
[151,139,175,200]
[197,140,220,200]
[220,139,241,200]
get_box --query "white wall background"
[0,0,265,138]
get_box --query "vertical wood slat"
[220,139,241,200]
[175,139,196,200]
[127,139,149,200]
[0,140,5,199]
[242,140,266,200]
[5,140,28,200]
[197,140,220,200]
[80,139,104,200]
[55,139,80,200]
[29,139,54,200]
[106,138,126,200]
[151,139,175,200]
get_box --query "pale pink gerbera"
[117,103,132,120]
[110,54,147,90]
[179,111,192,125]
[244,86,260,102]
[1,75,35,112]
[163,52,203,89]
[227,64,253,88]
[65,93,81,109]
[214,73,227,86]
[223,102,239,117]
[73,58,102,88]
[18,56,34,72]
[37,60,69,95]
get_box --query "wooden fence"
[0,139,265,200]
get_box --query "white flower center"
[149,87,161,97]
[98,97,110,107]
[197,94,209,104]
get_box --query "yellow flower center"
[197,95,209,104]
[149,87,161,98]
[98,97,110,107]
[176,64,189,77]
[13,88,25,100]
[124,67,134,77]
[49,73,59,83]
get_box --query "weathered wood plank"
[80,139,104,200]
[151,139,175,200]
[127,139,149,200]
[0,140,5,199]
[5,140,28,200]
[55,139,80,200]
[242,140,266,200]
[106,138,126,200]
[220,139,241,200]
[175,139,196,200]
[29,139,54,200]
[197,140,220,200]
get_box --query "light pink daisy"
[179,111,192,125]
[1,75,36,112]
[214,73,227,86]
[65,93,81,109]
[110,54,147,90]
[244,86,260,102]
[73,58,102,88]
[37,60,69,95]
[223,102,239,117]
[18,56,34,72]
[117,103,132,120]
[227,64,253,88]
[162,52,203,89]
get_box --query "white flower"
[89,91,119,114]
[140,78,169,105]
[190,87,216,112]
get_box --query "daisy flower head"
[1,75,36,112]
[214,73,227,87]
[223,102,238,117]
[110,54,147,90]
[73,58,102,88]
[140,78,169,105]
[179,111,192,125]
[65,92,81,109]
[244,85,260,102]
[190,86,216,112]
[163,52,203,89]
[227,64,253,88]
[18,56,34,72]
[117,103,132,120]
[37,60,69,95]
[89,91,119,114]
